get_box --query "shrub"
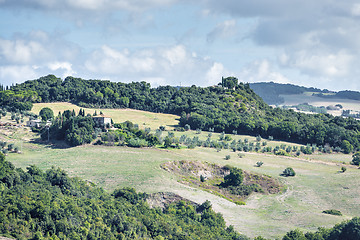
[225,155,231,160]
[200,175,205,182]
[282,167,296,177]
[256,161,263,167]
[222,167,243,187]
[238,153,245,158]
[322,209,342,216]
[351,152,360,166]
[341,166,347,173]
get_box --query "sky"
[1,0,360,91]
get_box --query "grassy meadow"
[31,102,179,130]
[1,102,359,238]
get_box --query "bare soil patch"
[161,160,283,204]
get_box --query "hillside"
[1,110,360,238]
[2,75,360,155]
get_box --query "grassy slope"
[31,102,179,130]
[2,102,359,238]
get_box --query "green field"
[3,103,360,238]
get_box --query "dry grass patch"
[32,102,179,130]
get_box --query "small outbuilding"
[26,119,51,128]
[92,114,112,128]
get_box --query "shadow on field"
[29,138,71,149]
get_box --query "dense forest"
[2,75,360,152]
[1,152,360,239]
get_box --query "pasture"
[31,102,179,130]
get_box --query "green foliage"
[39,107,54,121]
[341,166,347,173]
[256,161,264,167]
[351,152,360,166]
[282,229,306,240]
[322,209,342,216]
[6,74,360,151]
[222,167,243,187]
[41,110,95,146]
[225,155,231,160]
[0,155,243,240]
[282,167,296,177]
[341,140,354,154]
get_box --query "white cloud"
[0,38,47,64]
[84,44,228,86]
[0,0,178,12]
[207,19,237,43]
[206,62,227,86]
[161,45,187,66]
[351,3,360,16]
[239,60,289,84]
[48,61,76,78]
[280,50,354,77]
[0,65,39,86]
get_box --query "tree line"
[3,74,360,152]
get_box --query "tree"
[39,107,54,121]
[351,152,360,166]
[341,140,354,154]
[223,167,243,187]
[282,167,296,177]
[256,161,264,167]
[282,229,306,240]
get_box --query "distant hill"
[314,90,360,101]
[249,82,331,105]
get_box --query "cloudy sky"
[1,0,360,91]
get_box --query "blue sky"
[1,0,360,91]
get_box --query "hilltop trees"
[6,74,360,152]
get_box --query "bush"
[322,209,342,216]
[225,155,231,160]
[351,152,360,166]
[256,161,263,167]
[282,167,296,177]
[222,167,243,187]
[341,166,347,173]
